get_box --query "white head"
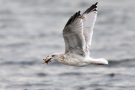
[43,53,63,64]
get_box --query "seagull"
[43,2,108,66]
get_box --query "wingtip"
[95,2,98,6]
[92,2,98,11]
[83,2,98,14]
[77,11,81,15]
[65,11,81,26]
[91,2,98,8]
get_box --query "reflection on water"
[0,0,135,90]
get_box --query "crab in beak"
[43,58,51,64]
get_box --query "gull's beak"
[43,58,51,64]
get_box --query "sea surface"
[0,0,135,90]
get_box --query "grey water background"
[0,0,135,90]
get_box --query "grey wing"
[63,11,86,56]
[82,2,98,51]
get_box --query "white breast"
[58,54,88,66]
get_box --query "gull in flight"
[43,2,108,66]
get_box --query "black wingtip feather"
[65,11,81,26]
[84,2,98,14]
[65,2,98,27]
[95,2,98,6]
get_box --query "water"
[0,0,135,90]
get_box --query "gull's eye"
[52,55,55,57]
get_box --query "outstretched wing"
[63,2,98,57]
[82,2,98,51]
[63,11,86,56]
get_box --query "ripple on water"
[36,72,48,77]
[59,72,82,76]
